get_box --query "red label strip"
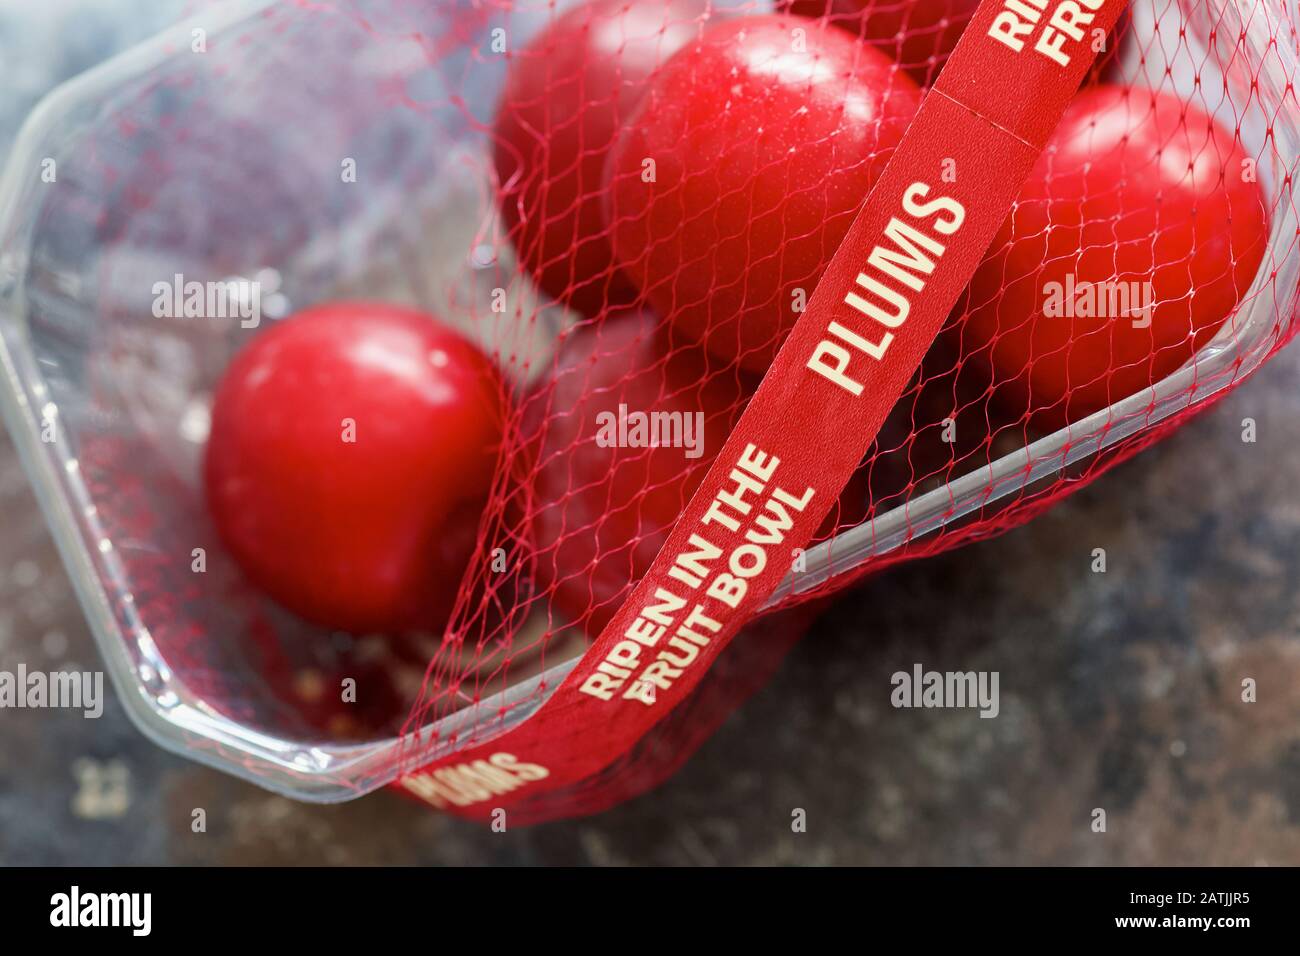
[399,0,1130,817]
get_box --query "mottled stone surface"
[3,344,1299,865]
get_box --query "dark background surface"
[1,1,1298,866]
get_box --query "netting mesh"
[21,0,1298,817]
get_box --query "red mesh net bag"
[14,0,1296,823]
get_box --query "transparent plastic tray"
[0,0,1295,801]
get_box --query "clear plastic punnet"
[0,0,1295,821]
